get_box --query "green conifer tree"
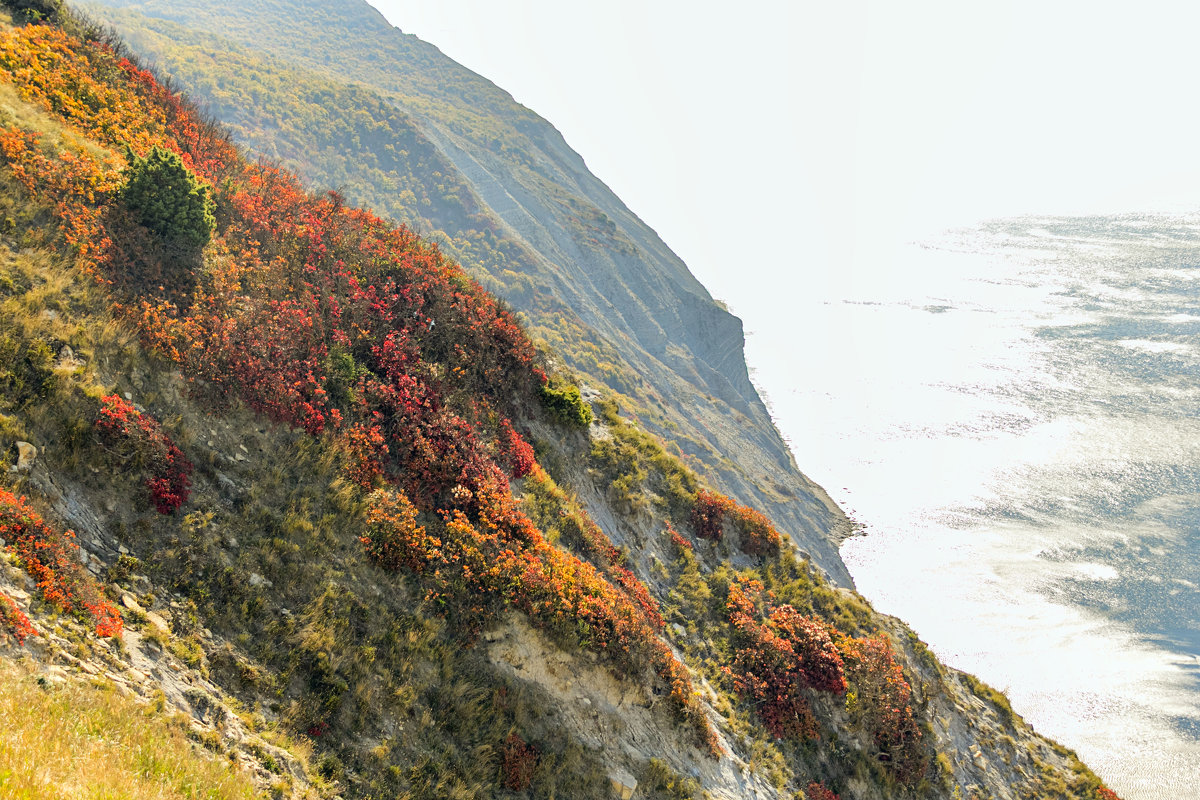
[121,146,215,252]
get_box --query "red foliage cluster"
[725,578,845,740]
[664,520,692,554]
[500,732,538,791]
[836,633,926,783]
[498,418,535,479]
[690,489,781,556]
[0,591,37,644]
[805,782,839,800]
[690,489,727,542]
[0,489,122,638]
[1097,788,1122,800]
[95,394,192,513]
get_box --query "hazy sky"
[366,1,1200,284]
[363,0,1200,466]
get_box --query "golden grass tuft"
[0,659,262,799]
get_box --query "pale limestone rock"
[608,769,637,800]
[14,441,36,472]
[144,611,169,632]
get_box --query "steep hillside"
[0,5,1122,800]
[80,0,853,586]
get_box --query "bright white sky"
[363,0,1200,463]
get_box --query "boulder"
[14,441,37,472]
[608,768,637,800]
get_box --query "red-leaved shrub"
[95,394,192,513]
[0,591,37,644]
[501,732,538,791]
[805,782,839,800]
[725,578,845,740]
[0,489,122,637]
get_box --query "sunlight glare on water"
[779,215,1200,800]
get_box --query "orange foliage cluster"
[0,591,37,644]
[0,22,717,749]
[523,466,664,630]
[364,473,716,751]
[96,394,192,514]
[0,489,121,638]
[691,488,781,556]
[725,578,845,740]
[835,634,926,783]
[664,520,692,554]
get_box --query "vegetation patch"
[0,660,260,800]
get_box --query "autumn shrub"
[836,633,927,784]
[665,520,692,554]
[95,394,192,513]
[0,488,121,637]
[725,577,845,740]
[805,782,839,800]
[690,489,728,542]
[0,591,36,644]
[501,732,538,791]
[343,419,388,488]
[498,418,535,478]
[361,488,438,574]
[690,489,780,556]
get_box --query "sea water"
[774,215,1200,799]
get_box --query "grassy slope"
[0,659,260,800]
[80,0,853,586]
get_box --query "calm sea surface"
[776,215,1200,799]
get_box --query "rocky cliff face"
[84,0,854,586]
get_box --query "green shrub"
[2,0,64,24]
[539,381,592,427]
[121,146,215,252]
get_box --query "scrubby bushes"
[0,488,121,637]
[691,488,781,556]
[95,394,192,513]
[539,380,592,428]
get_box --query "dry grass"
[0,659,262,800]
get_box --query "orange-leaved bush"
[0,489,122,637]
[0,591,37,644]
[836,633,927,784]
[725,577,845,740]
[691,488,781,556]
